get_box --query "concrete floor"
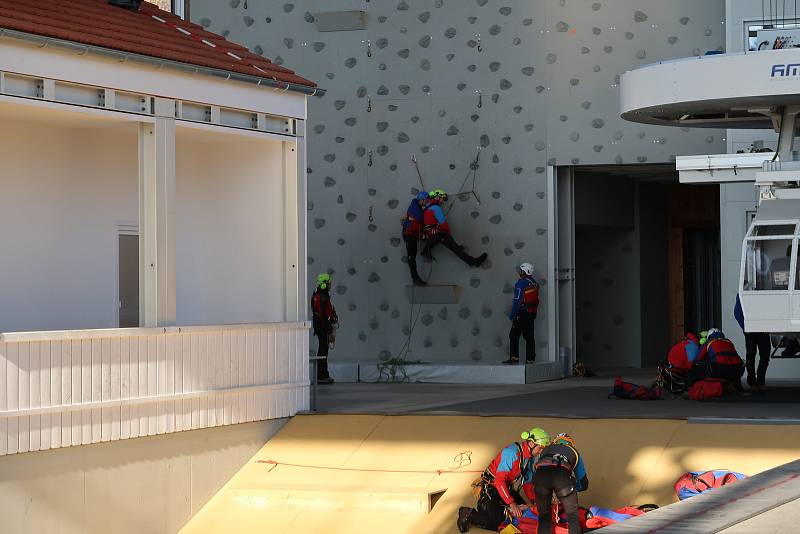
[309,372,800,532]
[315,371,800,421]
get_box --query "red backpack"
[687,378,725,400]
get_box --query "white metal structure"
[0,26,313,454]
[621,49,800,334]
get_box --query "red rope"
[256,451,483,476]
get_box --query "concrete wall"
[0,419,287,534]
[175,129,287,325]
[191,0,726,364]
[0,119,139,333]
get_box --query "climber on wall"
[422,189,488,267]
[503,262,540,365]
[311,273,338,384]
[401,191,430,286]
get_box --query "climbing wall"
[190,0,726,364]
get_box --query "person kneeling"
[457,428,551,532]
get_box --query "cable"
[257,450,482,475]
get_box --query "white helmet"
[519,262,534,276]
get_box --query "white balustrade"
[0,322,310,455]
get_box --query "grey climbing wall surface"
[190,0,726,365]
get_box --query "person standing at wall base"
[503,262,540,365]
[734,293,770,393]
[311,273,337,384]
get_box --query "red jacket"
[486,441,537,504]
[697,338,742,366]
[311,289,337,323]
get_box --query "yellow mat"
[181,414,800,534]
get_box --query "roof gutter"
[0,27,326,97]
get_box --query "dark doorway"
[683,228,722,334]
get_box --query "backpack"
[609,376,663,400]
[687,378,725,400]
[674,470,747,500]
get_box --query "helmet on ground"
[553,433,575,446]
[707,328,724,340]
[316,273,332,290]
[519,262,534,276]
[429,188,448,202]
[521,427,551,446]
[699,330,709,345]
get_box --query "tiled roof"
[0,0,316,89]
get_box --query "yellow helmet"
[521,427,550,446]
[429,188,448,202]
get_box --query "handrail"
[0,321,310,343]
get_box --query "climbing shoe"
[412,277,427,287]
[473,253,488,267]
[502,357,520,365]
[457,507,472,533]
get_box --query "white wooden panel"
[18,342,30,453]
[7,343,19,454]
[0,322,309,455]
[120,337,130,440]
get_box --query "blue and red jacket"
[697,337,743,366]
[422,202,450,238]
[667,333,701,371]
[485,441,536,504]
[402,193,428,238]
[510,276,540,320]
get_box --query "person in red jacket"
[423,189,487,267]
[686,329,744,391]
[311,273,337,384]
[457,427,551,532]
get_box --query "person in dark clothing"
[423,189,488,267]
[311,273,338,384]
[457,427,551,533]
[402,192,430,285]
[503,262,540,365]
[734,293,771,392]
[533,434,588,534]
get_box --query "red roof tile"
[0,0,316,89]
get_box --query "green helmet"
[429,188,448,201]
[521,427,550,446]
[316,273,332,290]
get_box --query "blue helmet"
[416,191,430,201]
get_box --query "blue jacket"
[734,293,745,332]
[510,277,539,320]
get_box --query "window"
[146,0,171,10]
[145,0,185,17]
[750,224,797,237]
[744,239,794,290]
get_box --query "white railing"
[0,322,309,455]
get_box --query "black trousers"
[745,332,771,385]
[429,233,478,266]
[510,311,536,361]
[534,467,580,534]
[313,319,331,380]
[468,482,524,531]
[403,235,422,281]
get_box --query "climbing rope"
[257,451,481,475]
